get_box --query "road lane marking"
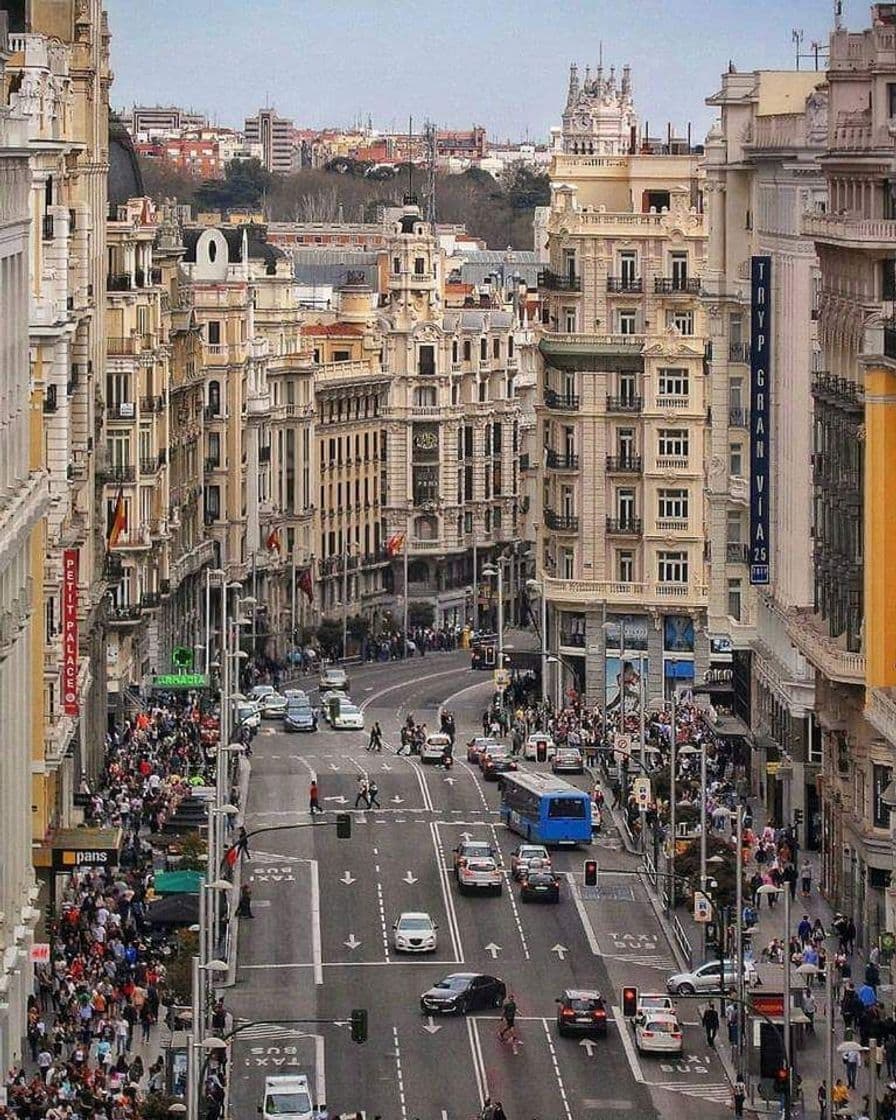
[429,820,464,962]
[239,959,467,969]
[391,1026,408,1120]
[566,872,603,956]
[375,879,390,960]
[611,1004,646,1085]
[541,1016,573,1120]
[488,820,530,960]
[459,759,491,810]
[466,1016,489,1107]
[310,859,323,985]
[359,666,474,712]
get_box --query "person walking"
[367,722,383,752]
[235,825,251,861]
[733,1074,747,1118]
[236,882,254,918]
[497,994,518,1043]
[817,1080,827,1120]
[367,778,380,809]
[309,779,322,815]
[802,990,816,1035]
[702,1002,720,1047]
[844,1044,860,1089]
[800,857,813,897]
[354,777,369,809]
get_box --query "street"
[227,654,735,1120]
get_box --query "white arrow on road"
[579,1038,597,1058]
[344,934,361,950]
[484,942,502,959]
[340,872,356,885]
[323,795,347,804]
[402,871,418,884]
[461,832,473,842]
[329,764,339,771]
[422,1016,442,1035]
[381,763,392,772]
[443,777,456,785]
[551,944,569,961]
[391,795,405,804]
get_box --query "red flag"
[298,567,313,603]
[266,527,282,553]
[386,531,406,557]
[224,845,238,869]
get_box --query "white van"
[259,1075,314,1120]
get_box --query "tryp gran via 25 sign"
[749,256,772,585]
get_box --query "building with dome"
[559,60,638,156]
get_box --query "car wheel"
[458,996,469,1015]
[493,990,504,1008]
[520,892,529,903]
[677,983,695,995]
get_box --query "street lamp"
[527,579,547,704]
[758,883,792,1086]
[482,561,504,678]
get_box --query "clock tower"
[560,59,638,156]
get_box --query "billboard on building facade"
[750,255,772,585]
[62,549,79,715]
[605,655,648,734]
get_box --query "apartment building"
[703,69,828,833]
[130,104,207,136]
[244,107,296,175]
[381,204,526,629]
[537,62,710,706]
[0,10,46,1072]
[798,4,896,946]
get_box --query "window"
[564,307,577,333]
[207,432,221,467]
[670,252,688,288]
[452,340,459,364]
[726,510,743,544]
[493,337,500,360]
[658,368,689,397]
[729,376,744,411]
[619,252,637,286]
[658,551,689,584]
[658,429,689,457]
[480,337,488,361]
[618,372,637,404]
[414,256,425,275]
[617,428,635,459]
[619,310,637,335]
[463,340,471,361]
[618,550,635,583]
[728,578,742,621]
[658,488,688,520]
[418,345,435,376]
[107,432,131,467]
[617,488,636,521]
[883,259,896,301]
[208,380,221,415]
[464,511,473,534]
[669,310,694,335]
[464,426,473,458]
[508,335,514,358]
[888,82,896,119]
[464,463,473,501]
[393,256,401,274]
[413,386,436,407]
[492,423,502,455]
[204,485,221,520]
[873,765,893,829]
[207,320,221,345]
[729,313,744,348]
[562,248,577,281]
[729,441,743,477]
[561,548,574,579]
[333,349,351,362]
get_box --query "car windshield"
[398,917,432,930]
[436,977,470,990]
[252,686,274,696]
[640,997,669,1008]
[520,847,545,858]
[266,1091,311,1114]
[463,843,491,854]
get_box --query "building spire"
[567,62,579,107]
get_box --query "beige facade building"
[537,63,711,705]
[244,107,296,176]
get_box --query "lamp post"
[758,882,793,1095]
[526,578,547,705]
[482,560,504,675]
[204,568,225,674]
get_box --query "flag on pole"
[266,527,282,554]
[108,487,127,548]
[298,567,313,603]
[386,531,406,557]
[224,844,238,869]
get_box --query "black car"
[480,751,518,782]
[556,989,608,1037]
[520,869,561,903]
[420,973,506,1015]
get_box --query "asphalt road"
[227,652,735,1120]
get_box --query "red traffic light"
[622,986,639,1018]
[583,859,598,887]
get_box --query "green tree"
[194,158,273,212]
[316,619,343,657]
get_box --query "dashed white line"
[488,820,530,960]
[392,1025,408,1120]
[375,880,390,960]
[541,1016,573,1120]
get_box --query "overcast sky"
[106,0,850,142]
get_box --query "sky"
[105,0,853,143]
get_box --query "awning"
[152,870,204,895]
[33,827,123,871]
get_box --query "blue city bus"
[498,771,592,846]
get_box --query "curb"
[222,752,252,989]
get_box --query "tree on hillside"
[194,158,273,212]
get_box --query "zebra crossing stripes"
[233,1022,316,1042]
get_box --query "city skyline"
[107,0,844,142]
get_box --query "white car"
[319,690,341,721]
[249,684,276,703]
[421,732,451,763]
[635,1011,683,1054]
[283,689,308,703]
[331,702,364,730]
[457,857,502,895]
[260,691,287,718]
[392,911,438,953]
[235,701,261,731]
[319,666,349,692]
[260,1074,314,1120]
[635,993,677,1023]
[524,733,556,761]
[510,844,551,880]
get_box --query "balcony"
[726,542,750,564]
[655,395,690,410]
[140,394,165,413]
[140,457,159,475]
[656,517,689,533]
[656,455,690,471]
[544,389,580,411]
[545,450,580,471]
[112,526,152,550]
[802,212,896,249]
[542,575,708,608]
[606,277,643,293]
[559,631,587,648]
[108,605,142,626]
[606,395,643,413]
[606,516,643,535]
[539,332,644,369]
[107,273,132,292]
[729,407,750,427]
[866,687,896,745]
[108,401,137,420]
[729,342,750,363]
[103,555,124,582]
[42,213,54,240]
[539,270,582,292]
[107,336,137,356]
[544,509,579,533]
[99,464,136,484]
[605,455,642,473]
[654,277,701,295]
[784,607,865,685]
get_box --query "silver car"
[666,958,758,995]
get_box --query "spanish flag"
[298,567,313,603]
[266,527,282,554]
[386,531,406,557]
[108,487,127,548]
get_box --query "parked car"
[635,1012,683,1054]
[457,857,502,895]
[555,990,608,1037]
[666,958,758,995]
[551,747,584,774]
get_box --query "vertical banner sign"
[749,256,772,585]
[62,549,80,715]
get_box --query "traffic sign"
[633,777,651,807]
[613,733,631,753]
[693,891,712,923]
[172,646,194,670]
[493,668,510,689]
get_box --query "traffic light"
[583,859,598,887]
[336,813,351,839]
[622,986,638,1018]
[350,1008,368,1044]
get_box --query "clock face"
[579,115,591,129]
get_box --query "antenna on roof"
[404,114,417,206]
[424,119,437,226]
[834,0,843,30]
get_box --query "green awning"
[152,870,204,895]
